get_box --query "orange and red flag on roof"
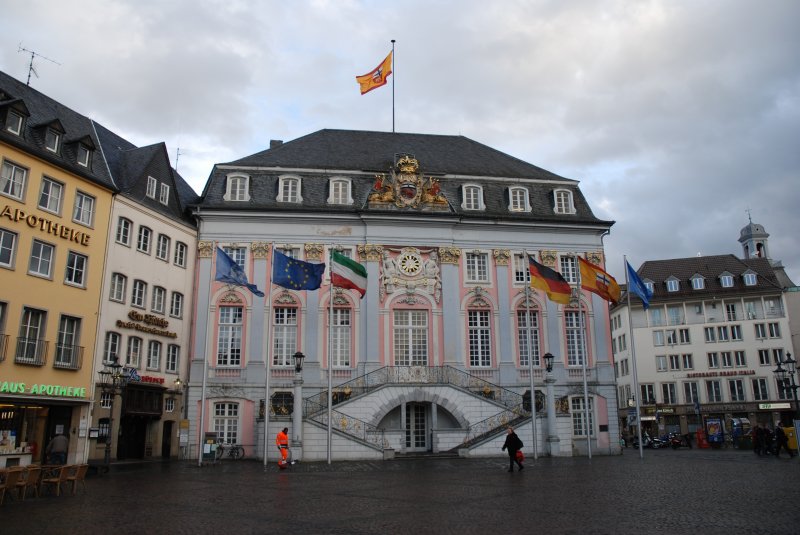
[356,51,393,95]
[579,257,620,304]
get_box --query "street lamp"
[98,356,129,471]
[544,352,554,373]
[774,352,799,420]
[292,351,306,373]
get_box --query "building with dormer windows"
[612,222,797,443]
[189,129,621,461]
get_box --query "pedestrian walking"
[754,424,766,456]
[276,427,290,467]
[501,426,524,472]
[774,422,794,458]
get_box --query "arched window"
[224,174,250,201]
[553,189,575,214]
[468,309,492,367]
[517,307,540,367]
[461,184,484,210]
[328,178,353,205]
[277,176,302,203]
[331,307,352,367]
[508,187,530,212]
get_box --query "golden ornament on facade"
[367,156,448,209]
[586,251,603,266]
[438,247,461,264]
[493,249,511,266]
[304,243,325,261]
[251,242,270,259]
[539,250,558,268]
[358,244,384,262]
[198,241,214,258]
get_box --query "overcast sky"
[2,1,798,283]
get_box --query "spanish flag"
[356,51,393,95]
[579,257,620,304]
[529,256,572,305]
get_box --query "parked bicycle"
[215,443,245,460]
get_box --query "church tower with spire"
[738,212,770,260]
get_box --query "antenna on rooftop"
[175,148,183,172]
[18,44,61,86]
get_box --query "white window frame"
[465,252,489,282]
[132,280,147,308]
[706,380,722,402]
[38,176,64,214]
[174,242,187,267]
[560,256,577,284]
[277,176,302,203]
[684,381,699,404]
[682,354,694,370]
[666,279,679,292]
[707,352,719,369]
[156,234,170,261]
[461,184,485,211]
[720,274,734,288]
[570,396,594,437]
[565,311,586,366]
[513,254,531,285]
[152,286,166,314]
[147,340,162,371]
[159,183,170,205]
[77,144,91,167]
[146,176,157,199]
[170,292,184,318]
[662,382,677,404]
[65,250,88,287]
[45,128,61,153]
[1,160,27,200]
[508,187,530,212]
[691,276,705,290]
[126,336,142,368]
[137,226,152,254]
[656,355,667,372]
[272,307,297,366]
[743,272,757,286]
[0,228,17,268]
[166,344,180,373]
[165,398,176,413]
[553,189,575,214]
[5,110,23,135]
[517,309,540,367]
[116,217,132,246]
[29,239,54,278]
[103,332,120,364]
[55,315,81,369]
[728,379,746,402]
[223,246,246,269]
[224,174,251,202]
[393,310,428,366]
[468,310,492,368]
[328,178,353,205]
[72,191,95,227]
[752,378,769,401]
[331,307,352,368]
[214,402,239,445]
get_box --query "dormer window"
[45,128,61,153]
[278,176,302,203]
[6,110,23,135]
[691,275,705,290]
[462,184,484,211]
[327,178,353,205]
[743,272,757,286]
[76,144,91,167]
[720,274,734,288]
[553,189,575,214]
[146,176,157,199]
[508,187,531,212]
[159,183,170,205]
[224,174,250,202]
[666,278,679,292]
[644,281,655,294]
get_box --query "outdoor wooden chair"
[66,463,89,495]
[40,464,71,497]
[16,465,42,500]
[0,468,24,505]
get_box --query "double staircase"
[302,366,531,452]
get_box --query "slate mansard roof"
[199,129,611,226]
[635,255,785,301]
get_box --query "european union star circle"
[272,249,325,290]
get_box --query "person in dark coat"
[501,427,524,472]
[774,422,794,458]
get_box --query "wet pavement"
[2,447,798,534]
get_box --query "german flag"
[528,256,572,305]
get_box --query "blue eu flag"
[272,249,325,290]
[626,260,652,309]
[215,247,265,297]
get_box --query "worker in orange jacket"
[276,427,289,465]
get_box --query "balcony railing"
[53,344,84,370]
[15,337,48,366]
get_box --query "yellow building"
[0,71,115,466]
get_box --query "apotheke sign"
[1,205,91,246]
[0,380,87,398]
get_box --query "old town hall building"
[188,129,621,461]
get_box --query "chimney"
[270,140,283,149]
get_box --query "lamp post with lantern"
[291,351,305,461]
[543,352,559,456]
[98,356,130,472]
[773,352,799,421]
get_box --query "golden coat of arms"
[368,155,448,210]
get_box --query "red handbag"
[515,450,524,462]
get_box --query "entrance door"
[162,421,173,459]
[405,403,429,451]
[117,416,147,459]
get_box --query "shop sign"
[686,370,755,378]
[758,402,791,410]
[0,380,87,398]
[0,205,91,246]
[115,310,177,339]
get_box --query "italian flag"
[331,250,367,298]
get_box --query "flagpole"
[524,252,538,460]
[391,39,396,133]
[197,244,216,467]
[263,243,276,468]
[625,256,645,459]
[575,253,592,459]
[327,247,335,464]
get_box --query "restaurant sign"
[116,310,177,339]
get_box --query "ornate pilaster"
[304,243,325,261]
[539,250,558,268]
[438,247,461,264]
[198,241,214,258]
[358,244,384,262]
[251,242,270,259]
[493,249,511,266]
[585,251,603,266]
